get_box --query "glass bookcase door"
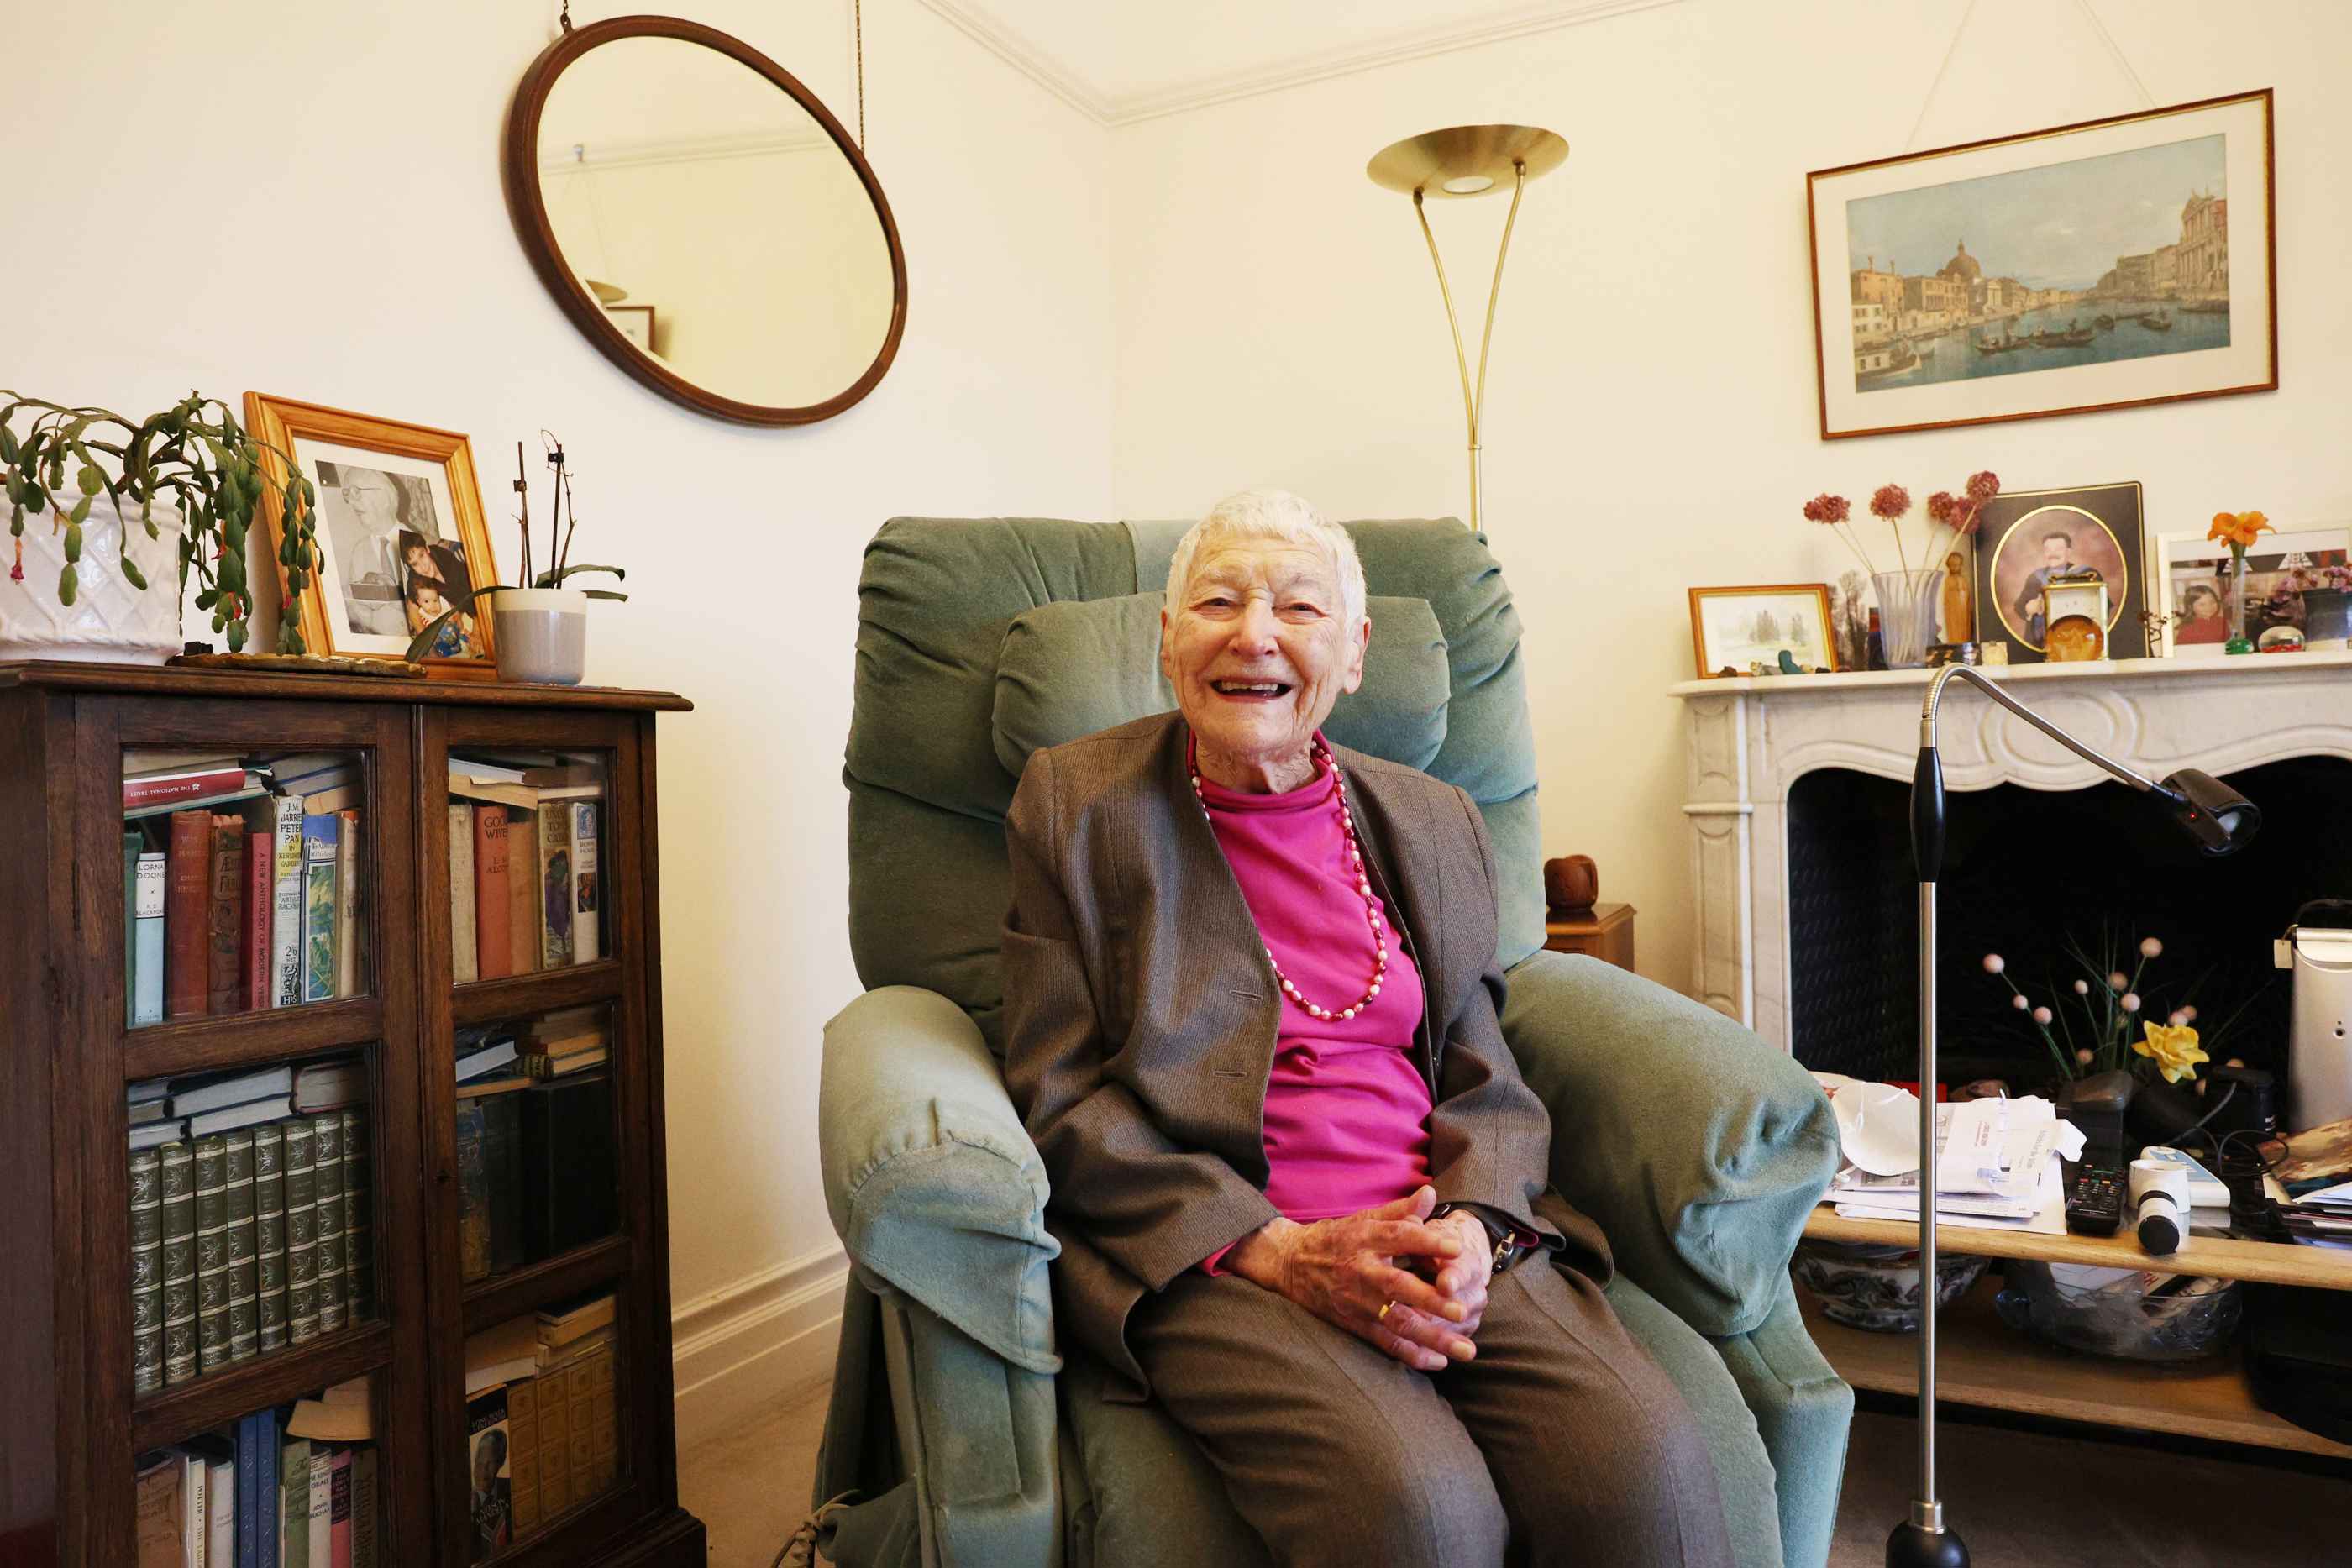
[462,1298,626,1558]
[445,749,615,985]
[454,1004,623,1284]
[123,746,374,1026]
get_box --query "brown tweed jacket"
[1001,711,1611,1398]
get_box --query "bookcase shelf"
[131,1319,393,1451]
[463,1235,633,1335]
[0,663,702,1568]
[123,996,384,1079]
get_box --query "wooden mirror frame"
[503,14,909,427]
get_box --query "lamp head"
[1367,124,1567,197]
[2158,768,2260,854]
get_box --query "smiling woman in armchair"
[1000,490,1733,1568]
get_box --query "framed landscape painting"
[1809,90,2275,440]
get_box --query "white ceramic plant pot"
[491,588,590,684]
[0,496,182,663]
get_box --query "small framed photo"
[605,304,655,354]
[1688,585,1839,678]
[2150,523,2352,656]
[1969,481,2148,663]
[244,394,501,679]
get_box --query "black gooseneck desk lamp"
[1889,665,2261,1568]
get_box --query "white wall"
[0,0,1111,1373]
[1107,0,2352,998]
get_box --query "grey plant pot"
[491,588,589,684]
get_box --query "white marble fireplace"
[1671,653,2352,1049]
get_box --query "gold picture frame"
[245,394,501,681]
[1688,584,1839,679]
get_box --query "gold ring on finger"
[1378,1300,1394,1324]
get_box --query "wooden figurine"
[1941,550,1974,642]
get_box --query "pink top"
[1192,735,1431,1272]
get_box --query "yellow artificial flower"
[2134,1022,2208,1084]
[2207,511,2274,550]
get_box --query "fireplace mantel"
[1669,653,2352,1044]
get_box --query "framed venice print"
[1809,90,2276,440]
[1688,584,1838,678]
[1970,481,2148,663]
[244,394,501,679]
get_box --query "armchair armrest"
[1499,952,1838,1337]
[820,985,1061,1374]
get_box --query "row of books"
[134,1382,379,1568]
[448,752,604,984]
[466,1295,621,1560]
[129,1096,374,1396]
[455,1014,620,1283]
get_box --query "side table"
[1543,902,1635,973]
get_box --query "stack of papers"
[1822,1090,2084,1237]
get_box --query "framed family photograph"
[1688,584,1838,678]
[1809,89,2276,440]
[1970,481,2148,663]
[2151,523,2352,656]
[244,394,501,679]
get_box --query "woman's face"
[1160,536,1366,773]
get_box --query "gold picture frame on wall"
[245,394,501,681]
[1688,584,1839,679]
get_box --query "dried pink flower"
[1927,491,1959,524]
[1870,484,1911,521]
[2033,1006,2053,1025]
[1953,500,1985,537]
[1966,470,2001,504]
[2076,1047,2095,1066]
[1803,493,1851,525]
[1982,953,2005,974]
[2010,994,2028,1011]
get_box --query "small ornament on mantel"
[1544,855,1599,915]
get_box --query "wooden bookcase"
[0,663,704,1566]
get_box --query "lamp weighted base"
[1887,1522,1969,1567]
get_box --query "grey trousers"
[1128,1261,1735,1568]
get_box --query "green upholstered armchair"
[813,517,1851,1568]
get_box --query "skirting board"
[672,1242,849,1451]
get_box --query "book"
[223,1129,260,1364]
[198,1438,234,1567]
[351,1447,378,1568]
[302,815,339,1003]
[506,1377,540,1536]
[170,1066,295,1119]
[335,809,361,999]
[187,1094,294,1139]
[255,752,356,795]
[457,1075,534,1099]
[172,1446,205,1568]
[235,1408,262,1568]
[328,1448,353,1567]
[449,802,477,985]
[522,1075,617,1260]
[291,1060,366,1113]
[466,1387,513,1562]
[536,1291,616,1349]
[568,801,599,963]
[132,1119,190,1151]
[465,1316,542,1396]
[239,842,269,1010]
[455,1099,491,1283]
[536,801,573,967]
[255,1123,288,1353]
[313,1112,348,1334]
[130,1100,172,1126]
[279,1435,312,1568]
[167,810,212,1017]
[285,1117,320,1345]
[159,1140,198,1386]
[271,795,305,1007]
[473,805,512,981]
[132,1450,181,1567]
[506,808,539,976]
[253,1407,281,1568]
[286,1390,373,1445]
[124,831,139,1028]
[455,1039,519,1080]
[129,1146,165,1396]
[344,1108,374,1319]
[123,760,254,813]
[134,850,167,1026]
[206,813,243,1015]
[307,1446,331,1566]
[483,1087,523,1274]
[519,1046,608,1078]
[192,1134,229,1374]
[299,784,360,817]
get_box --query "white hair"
[1163,489,1367,630]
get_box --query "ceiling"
[915,0,1682,124]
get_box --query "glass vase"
[2223,552,2255,655]
[1872,569,1943,669]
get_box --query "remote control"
[2065,1162,2126,1236]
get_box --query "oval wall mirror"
[504,16,907,425]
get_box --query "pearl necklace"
[1189,741,1388,1023]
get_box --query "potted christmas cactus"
[0,391,321,661]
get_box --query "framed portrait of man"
[1969,480,2149,663]
[244,394,501,679]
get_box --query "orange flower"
[2208,510,2273,549]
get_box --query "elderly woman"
[1002,490,1732,1567]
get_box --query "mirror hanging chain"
[855,0,866,149]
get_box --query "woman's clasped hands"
[1226,1185,1493,1372]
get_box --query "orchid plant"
[1804,470,2000,580]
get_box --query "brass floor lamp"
[1367,124,1567,532]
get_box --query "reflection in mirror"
[533,35,896,413]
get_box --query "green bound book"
[223,1130,259,1363]
[284,1118,321,1345]
[192,1134,230,1373]
[342,1107,374,1319]
[312,1112,348,1333]
[302,815,339,1003]
[129,1146,165,1396]
[159,1140,198,1386]
[255,1122,289,1352]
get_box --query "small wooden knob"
[1544,855,1598,913]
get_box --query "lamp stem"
[1411,190,1478,530]
[1915,877,1940,1523]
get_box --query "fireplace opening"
[1786,756,2351,1089]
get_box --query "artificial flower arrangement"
[1803,470,2001,579]
[1979,929,2261,1089]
